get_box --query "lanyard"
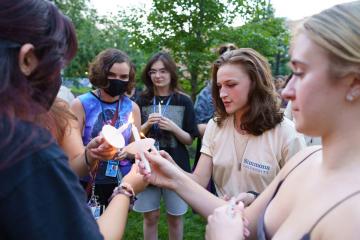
[152,94,172,116]
[98,90,121,126]
[152,94,172,136]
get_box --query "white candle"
[158,102,162,115]
[131,124,151,172]
[132,124,141,142]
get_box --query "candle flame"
[140,132,146,139]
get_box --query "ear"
[18,43,38,76]
[345,74,360,102]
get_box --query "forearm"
[185,171,210,188]
[171,125,193,145]
[140,122,151,135]
[197,123,207,137]
[174,171,226,218]
[68,148,97,177]
[97,194,130,240]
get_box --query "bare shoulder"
[277,145,322,178]
[317,192,360,240]
[131,100,140,112]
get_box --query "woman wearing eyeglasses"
[133,51,198,240]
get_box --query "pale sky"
[91,0,354,20]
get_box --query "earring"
[346,94,354,102]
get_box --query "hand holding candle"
[124,113,153,172]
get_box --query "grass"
[123,202,206,240]
[123,142,206,239]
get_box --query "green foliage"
[123,202,206,239]
[54,0,291,97]
[121,0,290,100]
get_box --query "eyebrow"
[150,67,167,71]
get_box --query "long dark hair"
[212,48,283,136]
[141,51,180,101]
[0,0,77,167]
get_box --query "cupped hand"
[158,116,177,132]
[146,113,162,127]
[205,201,248,240]
[121,164,148,194]
[87,136,117,161]
[113,149,128,161]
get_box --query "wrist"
[84,147,97,170]
[109,182,137,209]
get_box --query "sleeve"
[194,87,214,124]
[0,149,104,240]
[135,97,148,125]
[200,119,217,157]
[181,94,200,138]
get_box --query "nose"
[219,87,228,99]
[154,71,161,77]
[282,75,296,101]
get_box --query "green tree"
[121,0,287,100]
[54,0,140,80]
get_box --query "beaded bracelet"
[109,182,137,209]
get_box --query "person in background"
[71,48,141,208]
[193,43,238,195]
[0,1,146,239]
[134,51,198,240]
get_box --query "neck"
[155,86,171,96]
[97,89,120,102]
[233,111,246,134]
[321,121,360,170]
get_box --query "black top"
[137,92,199,172]
[0,119,103,239]
[257,148,360,240]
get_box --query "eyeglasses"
[148,68,169,76]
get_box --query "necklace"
[233,116,249,170]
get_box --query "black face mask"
[104,79,129,97]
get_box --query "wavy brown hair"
[212,48,283,136]
[88,48,135,95]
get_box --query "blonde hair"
[294,1,360,78]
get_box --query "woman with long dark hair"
[133,51,198,240]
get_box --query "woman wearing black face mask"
[71,48,141,208]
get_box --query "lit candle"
[132,125,151,172]
[129,115,152,172]
[158,102,162,115]
[118,113,132,133]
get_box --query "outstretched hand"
[137,149,184,190]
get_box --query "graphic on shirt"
[242,158,271,175]
[91,108,115,139]
[142,105,185,148]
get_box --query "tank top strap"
[304,190,360,238]
[271,148,322,201]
